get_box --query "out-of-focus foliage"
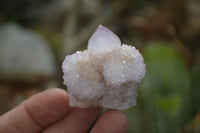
[192,62,200,114]
[124,42,191,133]
[184,112,200,133]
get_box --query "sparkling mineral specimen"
[62,25,146,110]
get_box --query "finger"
[0,88,70,133]
[90,110,129,133]
[43,107,101,133]
[24,88,70,127]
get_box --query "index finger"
[90,110,129,133]
[0,88,70,133]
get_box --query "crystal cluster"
[62,25,146,110]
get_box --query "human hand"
[0,88,129,133]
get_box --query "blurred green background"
[0,0,200,132]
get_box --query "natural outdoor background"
[0,0,200,132]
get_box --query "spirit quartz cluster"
[62,25,146,110]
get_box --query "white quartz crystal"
[62,25,146,110]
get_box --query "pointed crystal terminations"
[88,25,121,54]
[62,25,146,110]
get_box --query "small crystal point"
[88,25,121,54]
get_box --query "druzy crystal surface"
[62,25,146,110]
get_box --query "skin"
[0,88,129,133]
